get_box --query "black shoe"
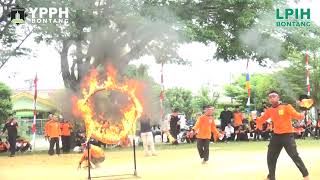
[9,154,15,157]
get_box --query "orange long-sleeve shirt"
[193,115,219,140]
[45,120,61,138]
[80,145,105,164]
[60,122,72,136]
[233,112,243,127]
[256,104,304,134]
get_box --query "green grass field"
[0,139,319,180]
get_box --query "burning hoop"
[72,65,143,144]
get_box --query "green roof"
[12,92,57,118]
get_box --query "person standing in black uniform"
[1,117,18,157]
[169,109,180,144]
[219,106,233,131]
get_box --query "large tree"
[21,0,296,91]
[18,0,187,91]
[0,82,13,124]
[172,0,279,63]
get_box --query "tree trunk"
[60,40,76,91]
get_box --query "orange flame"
[299,99,314,109]
[72,65,143,144]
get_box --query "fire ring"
[73,66,143,144]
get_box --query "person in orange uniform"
[45,115,61,155]
[78,143,105,169]
[233,107,244,139]
[193,105,221,164]
[60,118,72,153]
[256,91,309,180]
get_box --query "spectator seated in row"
[16,136,31,152]
[261,121,273,141]
[235,125,249,141]
[0,138,9,153]
[223,123,234,142]
[293,120,305,139]
[248,119,261,140]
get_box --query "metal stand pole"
[87,140,91,180]
[133,136,137,176]
[301,111,307,139]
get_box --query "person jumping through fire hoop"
[78,143,105,169]
[193,105,221,164]
[256,90,309,180]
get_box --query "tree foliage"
[0,82,13,124]
[224,51,320,114]
[164,86,220,119]
[224,74,280,110]
[164,87,193,119]
[0,0,31,69]
[191,86,219,115]
[277,51,320,118]
[17,0,188,91]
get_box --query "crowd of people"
[159,105,320,145]
[0,114,73,156]
[0,90,318,179]
[0,118,32,156]
[186,90,311,180]
[44,114,73,155]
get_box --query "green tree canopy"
[0,82,13,124]
[191,86,219,116]
[164,87,193,119]
[18,0,188,91]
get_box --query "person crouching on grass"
[193,105,221,164]
[78,143,105,169]
[257,90,309,180]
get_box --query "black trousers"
[61,136,71,152]
[8,135,17,155]
[197,138,210,161]
[267,133,309,180]
[254,129,261,140]
[222,136,233,142]
[315,126,320,137]
[233,126,240,140]
[48,137,60,155]
[170,130,178,140]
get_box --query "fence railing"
[17,118,47,140]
